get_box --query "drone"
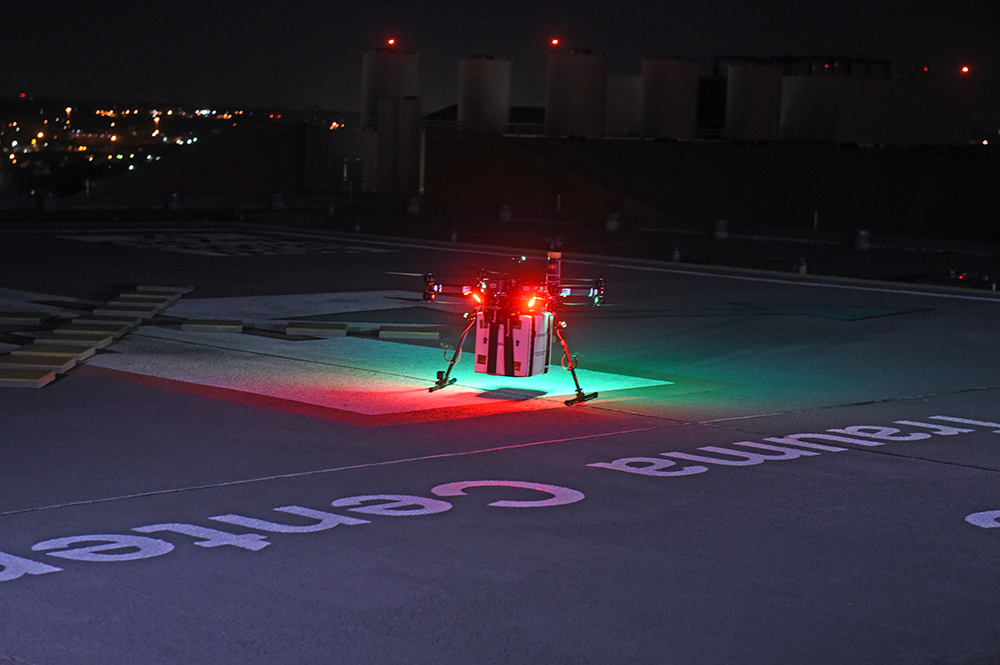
[422,251,605,406]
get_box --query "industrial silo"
[641,57,700,139]
[458,56,512,131]
[606,75,642,137]
[724,64,782,141]
[545,49,607,138]
[912,77,971,146]
[377,96,423,195]
[361,47,418,130]
[779,76,839,143]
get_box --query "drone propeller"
[460,266,504,275]
[384,271,425,277]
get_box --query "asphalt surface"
[2,224,1000,665]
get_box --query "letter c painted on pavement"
[430,480,585,508]
[966,510,1000,528]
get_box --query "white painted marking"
[760,435,851,451]
[431,480,585,508]
[588,417,1000,481]
[894,421,975,436]
[210,507,369,533]
[33,534,174,562]
[133,524,270,551]
[662,441,823,467]
[966,511,1000,528]
[929,416,1000,433]
[768,433,878,447]
[89,330,671,413]
[0,551,62,581]
[330,495,453,517]
[827,426,931,442]
[0,427,659,518]
[587,456,709,477]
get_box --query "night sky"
[5,0,997,123]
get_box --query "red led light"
[961,65,970,74]
[551,38,560,46]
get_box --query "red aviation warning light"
[550,38,560,47]
[961,65,970,74]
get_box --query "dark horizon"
[3,1,997,124]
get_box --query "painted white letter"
[33,534,174,562]
[929,416,1000,433]
[894,421,974,436]
[966,510,1000,529]
[210,506,368,533]
[827,426,930,441]
[0,550,62,582]
[663,441,822,467]
[133,524,269,551]
[431,480,585,508]
[587,456,709,477]
[763,433,869,449]
[330,495,452,517]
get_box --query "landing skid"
[429,371,457,392]
[565,391,599,406]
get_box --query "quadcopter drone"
[422,252,605,406]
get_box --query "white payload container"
[474,311,552,377]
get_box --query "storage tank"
[912,77,971,146]
[779,76,839,142]
[377,96,423,194]
[545,49,607,138]
[725,64,782,141]
[641,57,700,139]
[606,75,642,137]
[458,56,512,131]
[361,47,418,129]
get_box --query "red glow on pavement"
[79,365,561,428]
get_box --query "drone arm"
[423,274,477,302]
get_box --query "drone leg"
[429,368,457,392]
[555,324,598,406]
[429,316,476,392]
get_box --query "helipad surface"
[1,225,998,665]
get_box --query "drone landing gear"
[429,371,457,392]
[429,316,476,392]
[565,388,599,406]
[428,312,597,407]
[555,323,598,407]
